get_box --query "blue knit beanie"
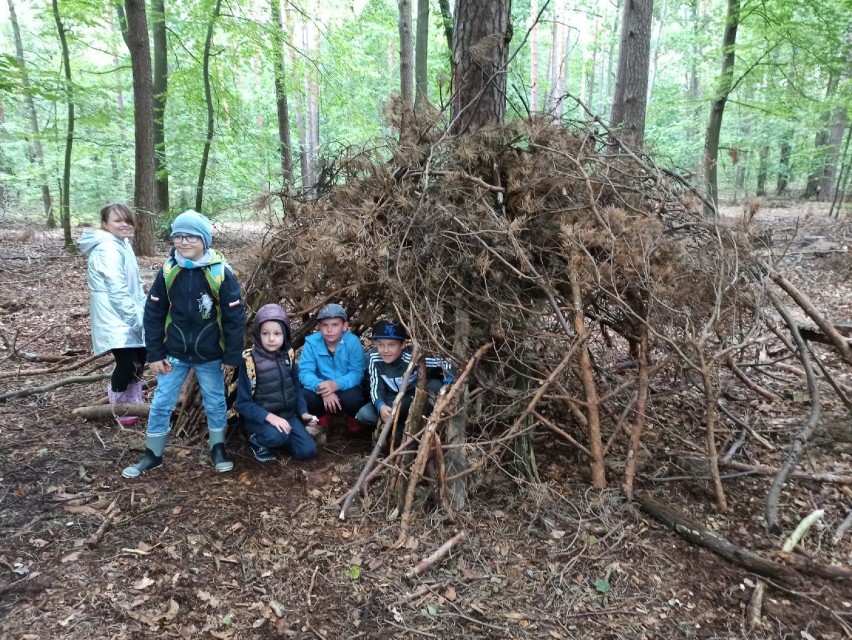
[170,210,213,250]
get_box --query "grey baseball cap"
[316,303,348,321]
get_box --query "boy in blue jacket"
[298,303,368,433]
[122,210,245,479]
[235,304,317,462]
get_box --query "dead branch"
[0,372,111,402]
[758,258,852,365]
[725,357,782,403]
[718,460,852,484]
[339,346,420,521]
[72,403,149,420]
[406,531,465,578]
[832,511,852,546]
[0,353,109,380]
[766,293,821,533]
[748,509,824,629]
[624,324,650,497]
[635,492,800,585]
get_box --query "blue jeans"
[244,415,317,460]
[147,357,227,437]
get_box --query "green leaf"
[426,603,439,616]
[222,613,234,625]
[345,565,361,580]
[594,579,611,594]
[587,535,598,545]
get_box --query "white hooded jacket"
[78,229,145,354]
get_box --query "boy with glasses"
[122,210,246,478]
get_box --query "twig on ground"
[406,530,465,578]
[0,373,111,402]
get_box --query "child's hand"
[380,405,393,423]
[150,359,173,375]
[302,413,318,427]
[266,414,292,434]
[322,393,342,413]
[316,380,339,396]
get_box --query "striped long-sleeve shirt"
[366,345,456,411]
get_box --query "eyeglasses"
[172,234,201,244]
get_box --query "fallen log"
[406,530,465,578]
[634,492,800,585]
[73,403,149,420]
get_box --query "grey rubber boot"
[209,429,233,473]
[122,433,168,479]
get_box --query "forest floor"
[0,202,851,639]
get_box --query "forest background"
[0,0,849,233]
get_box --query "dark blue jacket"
[235,352,308,424]
[144,251,245,367]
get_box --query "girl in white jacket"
[77,204,147,424]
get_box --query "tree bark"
[272,0,294,190]
[151,0,169,215]
[608,0,654,149]
[776,138,791,195]
[414,0,430,109]
[8,0,53,228]
[701,0,739,217]
[124,0,157,255]
[449,0,512,134]
[756,145,769,196]
[803,73,838,199]
[195,0,223,213]
[51,0,73,248]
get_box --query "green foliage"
[0,0,849,222]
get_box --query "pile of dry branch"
[176,118,848,532]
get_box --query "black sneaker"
[210,443,234,473]
[121,449,163,479]
[248,434,276,463]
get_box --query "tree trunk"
[437,0,453,53]
[196,0,223,213]
[398,0,414,133]
[608,0,654,149]
[756,145,769,196]
[106,7,130,194]
[647,0,667,101]
[9,0,53,227]
[449,0,512,134]
[701,0,739,218]
[529,0,539,113]
[272,0,294,190]
[547,0,562,111]
[124,0,157,255]
[414,0,430,109]
[151,0,169,215]
[776,138,791,195]
[803,73,838,199]
[686,0,701,172]
[601,0,622,117]
[51,0,73,248]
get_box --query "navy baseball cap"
[371,320,407,340]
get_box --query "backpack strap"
[162,257,227,350]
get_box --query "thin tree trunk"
[414,0,430,109]
[756,145,769,196]
[804,73,838,199]
[195,0,223,212]
[272,0,293,190]
[687,0,701,172]
[308,20,320,176]
[124,0,157,255]
[701,0,739,217]
[647,0,667,101]
[547,0,561,110]
[398,0,414,134]
[9,0,53,227]
[105,7,129,193]
[51,0,73,248]
[437,0,453,53]
[776,137,791,195]
[529,0,539,113]
[151,0,169,215]
[601,0,622,118]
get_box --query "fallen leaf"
[268,600,286,617]
[238,472,252,486]
[252,618,266,628]
[60,551,82,563]
[172,506,182,515]
[138,541,152,553]
[164,599,179,621]
[444,586,457,601]
[132,576,155,590]
[551,530,566,539]
[64,505,100,517]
